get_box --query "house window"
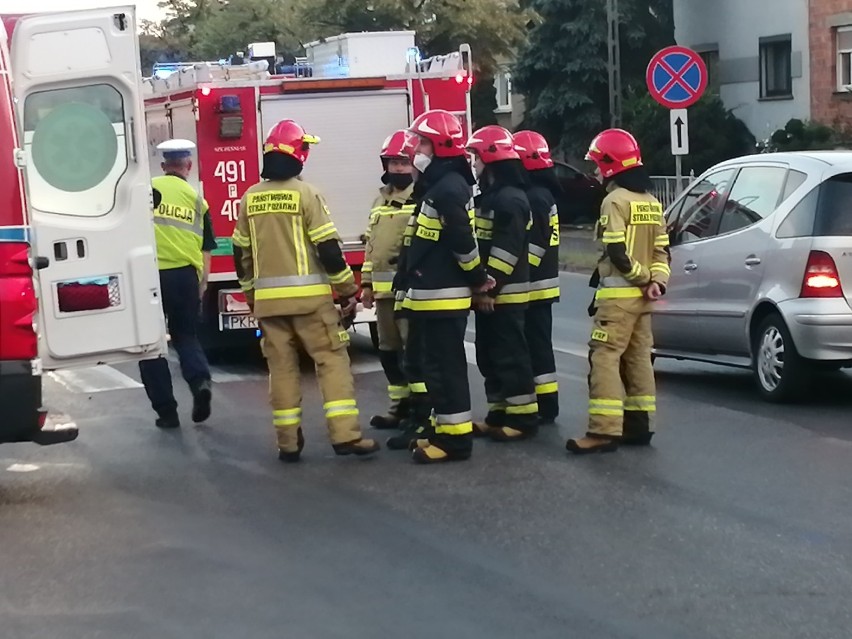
[836,27,852,90]
[494,70,512,112]
[759,35,793,98]
[699,49,720,95]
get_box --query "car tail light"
[800,250,843,298]
[0,242,38,360]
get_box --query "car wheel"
[369,322,380,351]
[752,314,810,403]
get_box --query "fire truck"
[142,32,474,352]
[0,6,168,446]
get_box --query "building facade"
[809,0,852,127]
[673,0,812,141]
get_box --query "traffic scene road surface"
[2,272,851,639]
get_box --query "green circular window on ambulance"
[31,102,118,192]
[23,84,128,216]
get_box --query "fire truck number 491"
[215,160,246,222]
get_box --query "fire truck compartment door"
[260,91,410,244]
[10,7,168,370]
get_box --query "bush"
[757,118,851,153]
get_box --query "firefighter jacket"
[525,184,560,305]
[151,174,217,276]
[361,184,416,299]
[395,160,488,317]
[594,186,671,312]
[231,177,357,319]
[474,184,531,307]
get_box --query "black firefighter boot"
[370,397,410,430]
[371,350,408,430]
[278,427,306,463]
[387,395,432,450]
[565,432,620,455]
[621,410,654,446]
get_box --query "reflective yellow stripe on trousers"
[254,274,332,301]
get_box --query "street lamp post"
[607,0,622,128]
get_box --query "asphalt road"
[2,272,852,639]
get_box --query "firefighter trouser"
[416,315,473,455]
[258,304,362,452]
[474,308,538,432]
[139,265,211,417]
[525,302,558,420]
[403,317,431,423]
[587,303,656,438]
[376,298,409,416]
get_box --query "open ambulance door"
[10,7,167,370]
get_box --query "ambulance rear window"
[22,84,128,217]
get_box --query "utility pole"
[606,0,622,128]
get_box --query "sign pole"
[675,155,683,196]
[646,46,706,198]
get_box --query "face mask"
[413,153,432,174]
[385,172,413,189]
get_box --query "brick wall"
[810,0,852,127]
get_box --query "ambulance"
[0,7,168,446]
[142,32,474,351]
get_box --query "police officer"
[139,139,215,429]
[360,130,417,430]
[566,129,671,454]
[466,125,539,442]
[513,130,562,424]
[231,119,379,462]
[392,109,495,463]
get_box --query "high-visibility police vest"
[152,174,205,275]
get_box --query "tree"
[192,0,312,61]
[512,0,674,155]
[621,91,755,176]
[299,0,531,75]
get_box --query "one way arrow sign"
[670,108,689,155]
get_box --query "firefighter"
[360,130,416,430]
[392,109,495,463]
[139,139,215,430]
[566,129,671,454]
[512,130,562,424]
[466,125,539,442]
[231,119,380,461]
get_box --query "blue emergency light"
[219,94,241,113]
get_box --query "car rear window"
[816,174,852,236]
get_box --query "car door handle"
[745,256,762,266]
[684,262,698,272]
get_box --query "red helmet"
[512,130,553,171]
[407,109,466,158]
[380,130,413,167]
[263,119,320,165]
[466,125,519,163]
[585,128,642,179]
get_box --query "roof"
[303,30,416,49]
[715,150,852,169]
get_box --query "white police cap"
[157,138,196,160]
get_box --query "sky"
[3,1,165,22]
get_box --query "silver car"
[652,152,852,402]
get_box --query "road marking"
[48,366,143,393]
[6,464,39,473]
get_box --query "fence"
[650,173,696,210]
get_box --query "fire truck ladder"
[405,43,473,136]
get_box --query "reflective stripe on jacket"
[152,175,205,275]
[232,177,356,318]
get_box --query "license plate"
[219,314,258,330]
